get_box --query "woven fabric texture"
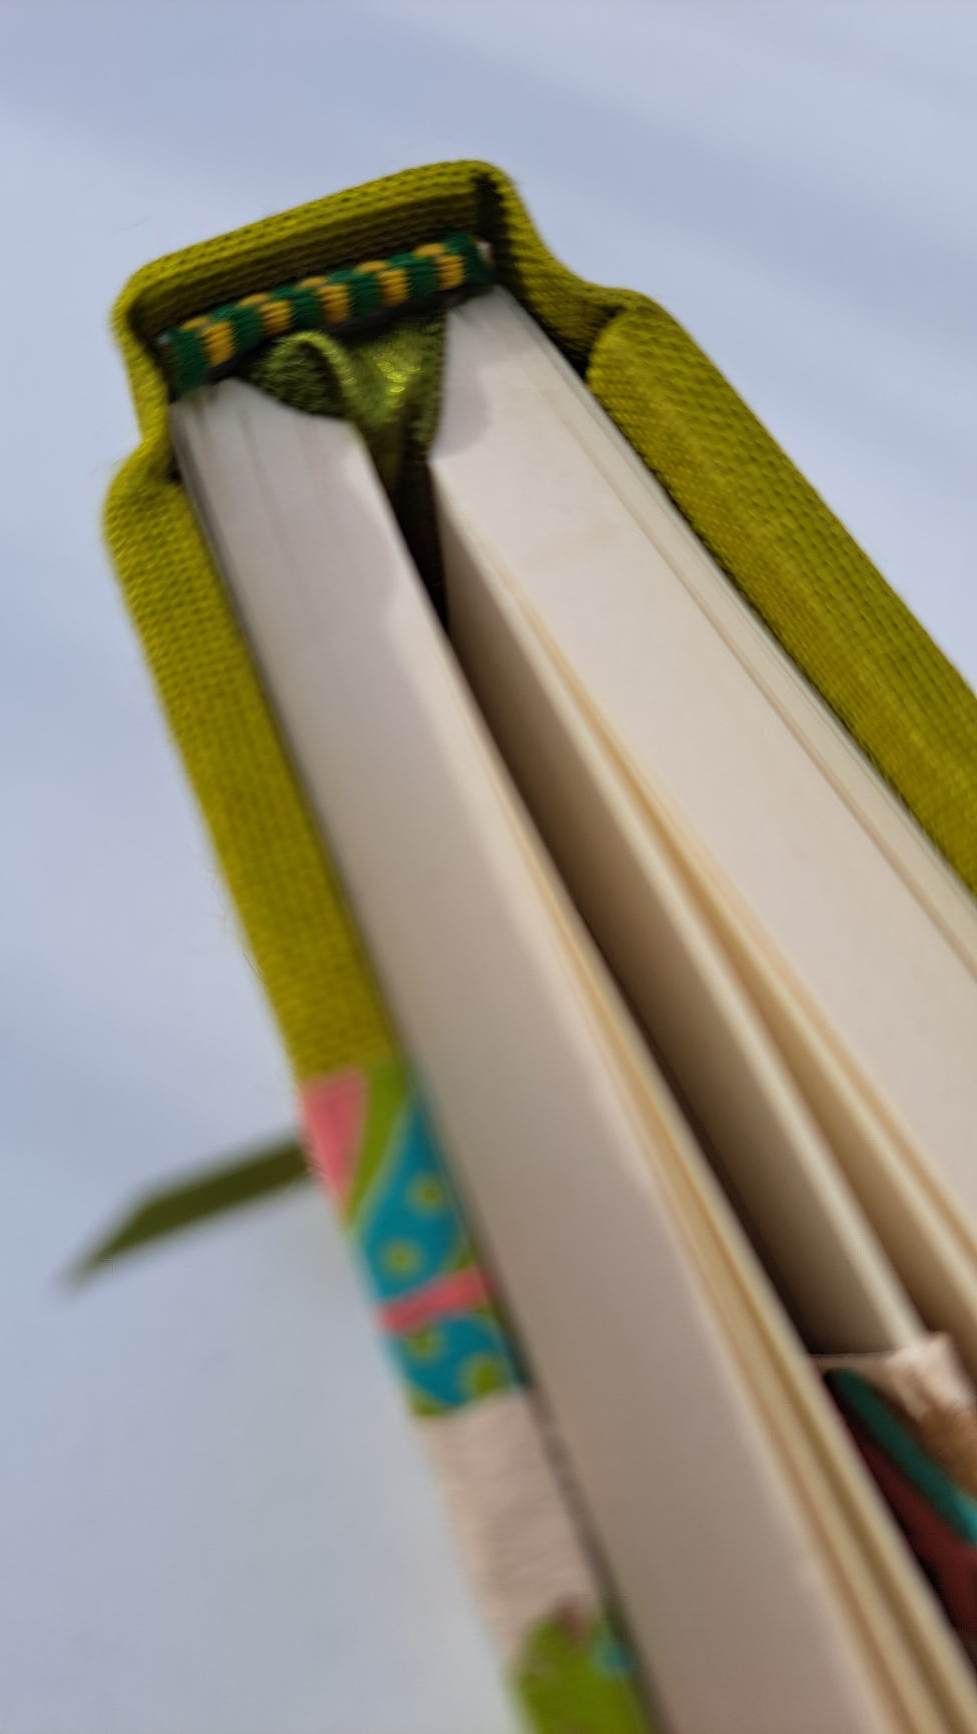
[160,230,490,397]
[104,158,977,1086]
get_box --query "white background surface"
[2,4,975,1731]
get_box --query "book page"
[433,290,977,1270]
[174,381,921,1734]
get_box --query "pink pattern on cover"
[301,1070,366,1206]
[381,1266,491,1335]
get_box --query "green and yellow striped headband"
[158,231,492,398]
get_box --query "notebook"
[170,285,977,1734]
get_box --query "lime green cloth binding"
[107,166,977,1062]
[105,161,977,1733]
[516,1618,649,1734]
[159,231,490,397]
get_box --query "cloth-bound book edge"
[104,161,977,1734]
[105,161,977,1094]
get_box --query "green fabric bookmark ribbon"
[245,309,447,602]
[71,1137,307,1279]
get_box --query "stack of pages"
[172,288,977,1734]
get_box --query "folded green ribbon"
[70,1137,307,1279]
[158,231,491,398]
